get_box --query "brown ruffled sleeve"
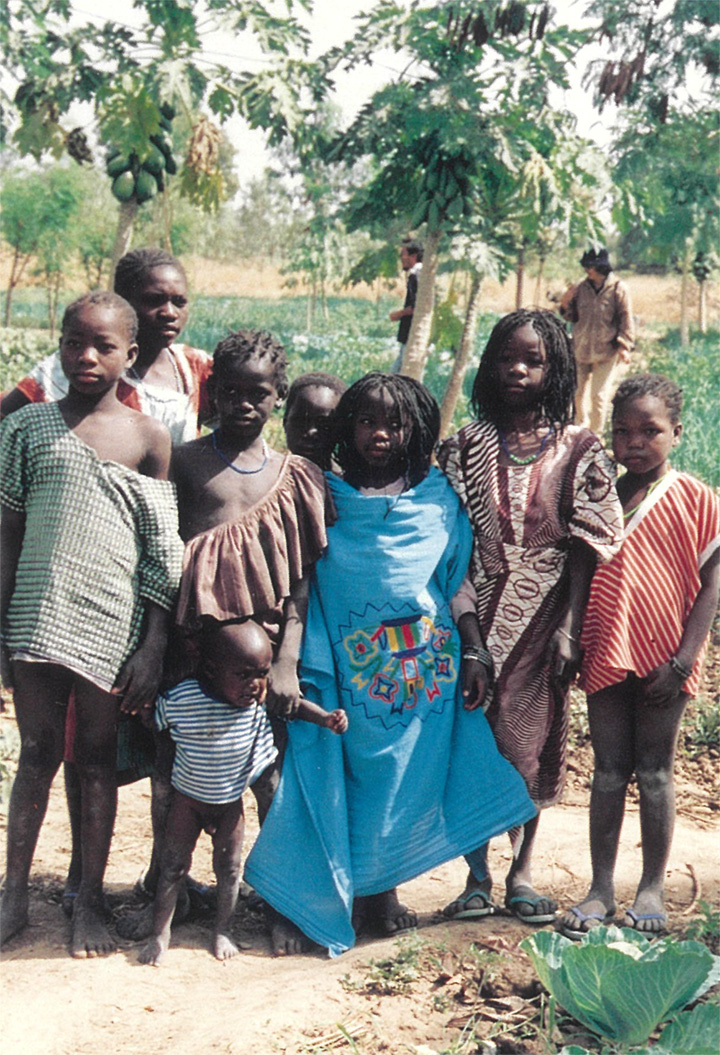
[176,454,335,627]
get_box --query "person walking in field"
[560,247,635,437]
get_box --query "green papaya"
[107,153,130,178]
[142,144,166,177]
[135,169,158,204]
[150,133,173,158]
[160,102,176,121]
[112,171,136,202]
[163,153,177,175]
[159,117,173,133]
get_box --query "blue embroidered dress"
[245,468,535,955]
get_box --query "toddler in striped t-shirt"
[139,618,346,965]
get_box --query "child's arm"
[0,506,25,687]
[552,539,597,685]
[112,602,171,717]
[267,575,309,719]
[644,548,720,704]
[295,697,348,735]
[456,609,493,711]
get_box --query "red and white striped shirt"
[580,470,720,697]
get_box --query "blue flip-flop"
[443,888,496,920]
[505,886,557,924]
[557,904,614,941]
[624,908,667,933]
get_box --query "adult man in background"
[389,238,423,373]
[560,247,635,436]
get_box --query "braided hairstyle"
[212,329,289,400]
[284,371,347,421]
[62,290,138,343]
[333,372,440,487]
[471,309,576,429]
[612,373,683,424]
[114,247,187,302]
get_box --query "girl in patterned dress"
[0,292,183,957]
[557,375,720,939]
[437,310,623,925]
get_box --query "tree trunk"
[4,248,32,326]
[679,239,693,348]
[698,279,707,334]
[109,199,139,289]
[439,270,482,438]
[533,255,546,308]
[401,227,442,380]
[515,243,525,310]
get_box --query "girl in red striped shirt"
[558,374,720,940]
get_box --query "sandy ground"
[1,716,718,1055]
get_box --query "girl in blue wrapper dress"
[245,373,536,957]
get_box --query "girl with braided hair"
[246,372,535,956]
[438,310,623,925]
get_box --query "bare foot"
[138,936,167,966]
[366,889,418,935]
[214,931,240,960]
[268,910,308,956]
[71,902,117,958]
[624,890,667,934]
[1,890,29,945]
[117,884,190,941]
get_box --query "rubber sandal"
[557,905,614,941]
[624,908,667,933]
[443,888,496,920]
[505,886,557,924]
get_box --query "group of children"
[1,248,717,965]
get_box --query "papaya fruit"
[160,102,176,121]
[135,169,158,203]
[142,143,166,177]
[107,153,130,178]
[112,171,136,202]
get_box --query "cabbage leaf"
[521,926,720,1047]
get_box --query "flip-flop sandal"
[557,905,614,941]
[443,889,496,920]
[506,889,557,924]
[624,908,667,933]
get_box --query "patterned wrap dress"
[580,470,720,699]
[438,421,623,807]
[0,403,183,691]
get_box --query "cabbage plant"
[521,925,720,1048]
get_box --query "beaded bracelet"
[669,655,692,680]
[462,647,494,672]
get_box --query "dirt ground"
[1,690,718,1055]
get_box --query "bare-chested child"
[0,292,182,957]
[139,619,346,965]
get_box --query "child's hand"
[550,628,582,687]
[461,658,491,711]
[266,658,300,719]
[325,709,348,734]
[642,662,686,705]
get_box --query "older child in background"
[0,292,183,957]
[139,619,346,966]
[283,372,347,470]
[557,375,720,939]
[1,247,212,441]
[245,373,536,957]
[438,310,623,925]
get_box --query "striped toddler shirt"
[155,679,277,804]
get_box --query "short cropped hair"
[333,371,439,487]
[612,373,683,424]
[114,247,187,301]
[284,372,347,421]
[402,238,424,262]
[62,291,138,343]
[212,329,289,400]
[471,309,576,429]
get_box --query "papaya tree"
[2,0,329,280]
[323,0,590,379]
